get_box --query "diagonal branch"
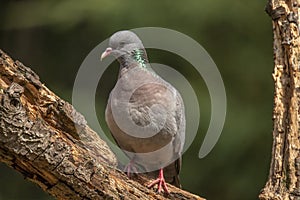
[0,49,204,200]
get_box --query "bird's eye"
[119,41,126,46]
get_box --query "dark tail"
[163,158,182,188]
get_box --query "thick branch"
[260,0,300,199]
[0,49,204,200]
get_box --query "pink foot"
[147,168,170,194]
[123,159,138,177]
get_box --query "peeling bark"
[260,0,300,199]
[0,49,205,200]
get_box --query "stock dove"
[101,30,185,193]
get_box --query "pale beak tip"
[100,47,112,61]
[100,53,105,61]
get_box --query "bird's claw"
[148,177,170,194]
[147,169,170,194]
[123,160,138,177]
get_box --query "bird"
[101,30,185,194]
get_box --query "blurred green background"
[0,0,273,200]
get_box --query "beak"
[100,47,113,61]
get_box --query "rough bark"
[260,0,300,199]
[0,49,205,200]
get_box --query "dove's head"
[101,30,145,61]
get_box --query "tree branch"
[260,0,300,199]
[0,49,205,200]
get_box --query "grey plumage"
[102,30,185,191]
